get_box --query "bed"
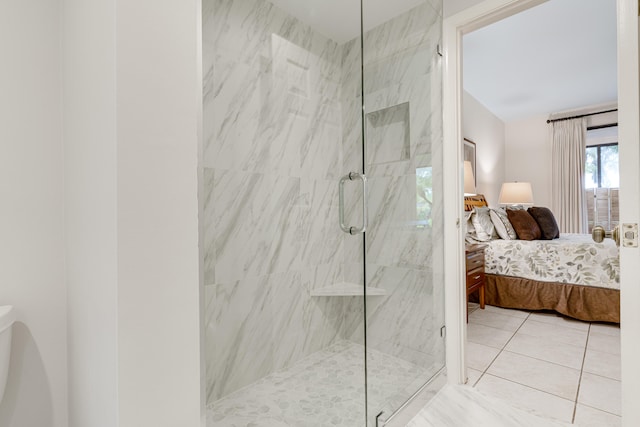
[465,196,620,323]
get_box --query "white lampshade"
[463,161,476,196]
[499,182,534,205]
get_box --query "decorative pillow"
[490,208,517,240]
[471,207,498,241]
[506,209,542,240]
[528,206,560,240]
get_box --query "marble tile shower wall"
[341,2,445,372]
[203,0,349,403]
[203,0,445,407]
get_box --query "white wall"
[63,1,118,426]
[116,0,203,426]
[463,91,506,206]
[504,114,552,208]
[0,1,67,426]
[504,108,619,212]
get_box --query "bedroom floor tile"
[527,312,590,332]
[573,403,621,427]
[505,333,585,370]
[578,372,621,416]
[483,304,530,319]
[582,348,621,381]
[467,323,514,349]
[589,322,620,337]
[474,374,575,424]
[517,319,588,348]
[587,330,621,356]
[487,351,581,401]
[466,368,483,387]
[468,309,526,332]
[466,341,501,372]
[466,306,620,426]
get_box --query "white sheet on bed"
[484,233,620,290]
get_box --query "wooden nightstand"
[465,244,486,321]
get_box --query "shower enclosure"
[203,0,444,425]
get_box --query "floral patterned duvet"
[484,233,620,290]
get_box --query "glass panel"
[585,146,598,188]
[360,0,445,424]
[202,0,366,425]
[600,145,619,188]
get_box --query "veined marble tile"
[406,385,571,427]
[212,170,303,284]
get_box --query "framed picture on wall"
[463,138,476,185]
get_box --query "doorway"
[443,0,639,425]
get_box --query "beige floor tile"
[467,323,514,349]
[528,312,590,331]
[518,319,588,348]
[589,322,620,337]
[487,351,581,400]
[466,368,483,387]
[466,341,501,371]
[469,309,526,332]
[475,374,575,424]
[573,403,621,427]
[578,372,621,416]
[483,304,531,319]
[505,333,585,370]
[587,330,621,356]
[583,348,621,381]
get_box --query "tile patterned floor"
[206,340,437,426]
[466,304,621,426]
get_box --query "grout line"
[484,372,576,403]
[572,323,591,424]
[473,311,531,388]
[578,401,622,418]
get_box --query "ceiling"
[463,0,617,122]
[267,0,427,44]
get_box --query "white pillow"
[471,207,497,241]
[490,208,517,240]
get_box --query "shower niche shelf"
[310,282,386,297]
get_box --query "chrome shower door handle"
[338,172,368,235]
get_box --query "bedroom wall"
[504,114,552,209]
[504,106,619,213]
[462,91,506,206]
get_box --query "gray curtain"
[551,118,588,233]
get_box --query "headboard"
[464,194,488,212]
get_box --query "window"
[585,143,619,188]
[585,126,619,232]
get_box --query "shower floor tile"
[207,340,437,426]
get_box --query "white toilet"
[0,306,15,403]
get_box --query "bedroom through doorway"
[458,0,622,425]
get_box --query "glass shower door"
[360,1,446,424]
[203,0,443,425]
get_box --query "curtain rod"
[546,108,618,124]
